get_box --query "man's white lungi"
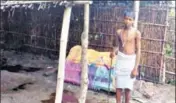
[115,51,136,90]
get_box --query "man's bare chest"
[119,31,136,46]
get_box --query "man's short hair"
[124,9,135,19]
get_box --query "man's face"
[123,16,134,28]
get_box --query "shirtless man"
[110,10,141,103]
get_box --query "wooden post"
[78,3,90,103]
[160,7,169,83]
[132,1,141,96]
[162,62,166,83]
[55,6,72,103]
[134,0,140,28]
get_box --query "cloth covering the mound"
[66,45,116,67]
[115,51,136,90]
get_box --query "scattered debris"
[143,93,151,99]
[141,82,156,99]
[1,65,42,72]
[41,89,99,103]
[12,83,33,91]
[0,57,7,66]
[134,80,156,99]
[1,65,23,72]
[41,90,78,103]
[43,66,57,77]
[132,98,147,103]
[1,70,36,92]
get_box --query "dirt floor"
[1,50,175,103]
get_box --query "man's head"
[123,10,135,28]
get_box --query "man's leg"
[116,88,122,103]
[124,89,131,103]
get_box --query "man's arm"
[112,29,121,55]
[134,30,141,69]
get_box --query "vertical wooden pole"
[162,63,166,83]
[55,6,72,103]
[160,7,169,83]
[133,0,141,96]
[134,0,140,28]
[78,3,90,103]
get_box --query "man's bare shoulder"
[116,29,122,36]
[135,29,141,39]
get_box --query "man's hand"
[110,52,115,58]
[104,64,111,70]
[132,30,141,79]
[130,68,138,78]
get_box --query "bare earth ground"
[1,50,175,103]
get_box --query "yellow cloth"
[66,45,116,67]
